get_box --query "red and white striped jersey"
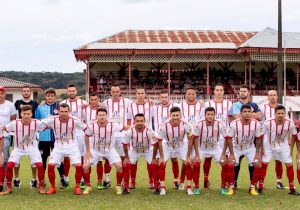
[180,101,202,127]
[204,100,232,127]
[157,120,193,150]
[228,118,262,150]
[263,118,297,150]
[153,103,176,131]
[123,126,156,153]
[85,121,122,152]
[260,103,289,122]
[102,97,132,127]
[83,106,98,124]
[61,98,88,122]
[5,119,46,149]
[128,101,153,128]
[41,116,87,148]
[0,129,3,139]
[194,119,228,149]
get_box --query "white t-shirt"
[0,100,17,136]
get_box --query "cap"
[0,86,6,92]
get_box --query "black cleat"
[103,181,111,189]
[276,182,284,190]
[289,188,300,196]
[153,188,160,195]
[30,179,37,188]
[13,179,21,188]
[204,180,210,189]
[122,188,130,195]
[258,188,263,194]
[0,185,3,192]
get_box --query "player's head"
[170,106,181,124]
[240,104,252,120]
[0,86,6,102]
[134,113,145,129]
[268,90,278,104]
[20,105,33,120]
[136,86,146,102]
[185,86,197,103]
[97,108,107,123]
[159,90,169,105]
[66,83,77,99]
[89,92,99,107]
[239,85,250,100]
[45,88,56,104]
[22,85,31,100]
[59,103,70,121]
[111,83,121,100]
[214,83,224,99]
[205,107,215,123]
[275,105,286,122]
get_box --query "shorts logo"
[189,115,195,123]
[216,113,222,119]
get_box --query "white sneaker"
[116,186,122,195]
[186,188,194,195]
[83,186,92,195]
[179,183,185,190]
[160,188,166,195]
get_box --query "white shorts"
[49,146,81,166]
[262,143,292,164]
[129,149,153,164]
[263,136,281,161]
[8,147,42,166]
[163,143,188,162]
[88,148,121,166]
[199,147,222,163]
[76,134,85,157]
[115,132,125,157]
[234,146,256,166]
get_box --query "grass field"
[1,158,300,210]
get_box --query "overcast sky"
[0,0,299,73]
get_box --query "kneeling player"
[83,108,126,195]
[0,129,5,192]
[1,105,46,195]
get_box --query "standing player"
[155,107,196,195]
[14,85,39,188]
[0,127,5,192]
[1,105,46,195]
[227,104,263,195]
[122,113,157,194]
[61,83,88,188]
[153,90,180,188]
[83,108,127,195]
[229,85,262,189]
[259,105,299,195]
[127,87,153,189]
[42,103,87,195]
[35,88,66,188]
[102,83,132,188]
[201,83,232,189]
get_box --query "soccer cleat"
[116,186,122,195]
[204,180,210,189]
[83,186,92,195]
[160,188,166,195]
[13,179,21,188]
[258,188,263,194]
[226,187,235,196]
[249,188,259,196]
[186,188,194,195]
[80,181,86,190]
[0,188,12,195]
[74,186,82,195]
[153,188,160,195]
[38,187,46,194]
[174,181,179,189]
[103,181,111,189]
[64,181,70,189]
[30,179,37,189]
[289,188,300,196]
[220,188,227,195]
[59,180,66,189]
[46,187,57,195]
[122,188,130,195]
[276,182,284,190]
[97,182,105,190]
[129,182,136,189]
[148,183,154,189]
[179,183,185,190]
[233,182,239,190]
[0,185,3,192]
[193,188,201,195]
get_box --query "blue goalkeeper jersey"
[35,102,59,142]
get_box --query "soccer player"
[227,104,263,195]
[153,90,180,189]
[201,83,232,189]
[178,86,202,190]
[42,103,87,195]
[35,88,66,188]
[259,105,300,195]
[61,83,88,188]
[14,85,39,188]
[156,107,195,195]
[102,83,132,188]
[229,85,262,189]
[122,113,157,194]
[127,87,154,189]
[0,129,5,192]
[83,108,127,195]
[1,105,46,194]
[260,90,286,189]
[193,107,235,195]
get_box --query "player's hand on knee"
[193,155,200,164]
[229,154,235,164]
[158,157,165,165]
[151,158,158,165]
[123,157,130,165]
[185,157,191,165]
[0,154,3,165]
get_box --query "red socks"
[171,160,179,179]
[116,171,123,186]
[104,160,111,174]
[48,164,56,188]
[226,164,235,186]
[123,162,131,189]
[64,158,70,177]
[35,162,45,187]
[130,164,137,183]
[97,161,103,183]
[221,165,227,188]
[286,165,295,190]
[0,166,4,186]
[75,165,83,186]
[203,157,212,182]
[192,161,200,189]
[5,162,15,188]
[180,164,186,183]
[275,160,283,180]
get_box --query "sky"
[0,0,299,73]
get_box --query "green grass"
[1,158,300,210]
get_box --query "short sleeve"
[227,122,236,138]
[193,122,201,137]
[255,122,262,138]
[5,121,15,133]
[290,122,297,136]
[157,125,165,141]
[41,117,54,129]
[149,130,157,145]
[36,120,47,131]
[184,123,193,138]
[219,122,228,138]
[74,119,87,131]
[85,124,94,137]
[123,129,131,144]
[9,102,17,116]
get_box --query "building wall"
[5,90,35,103]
